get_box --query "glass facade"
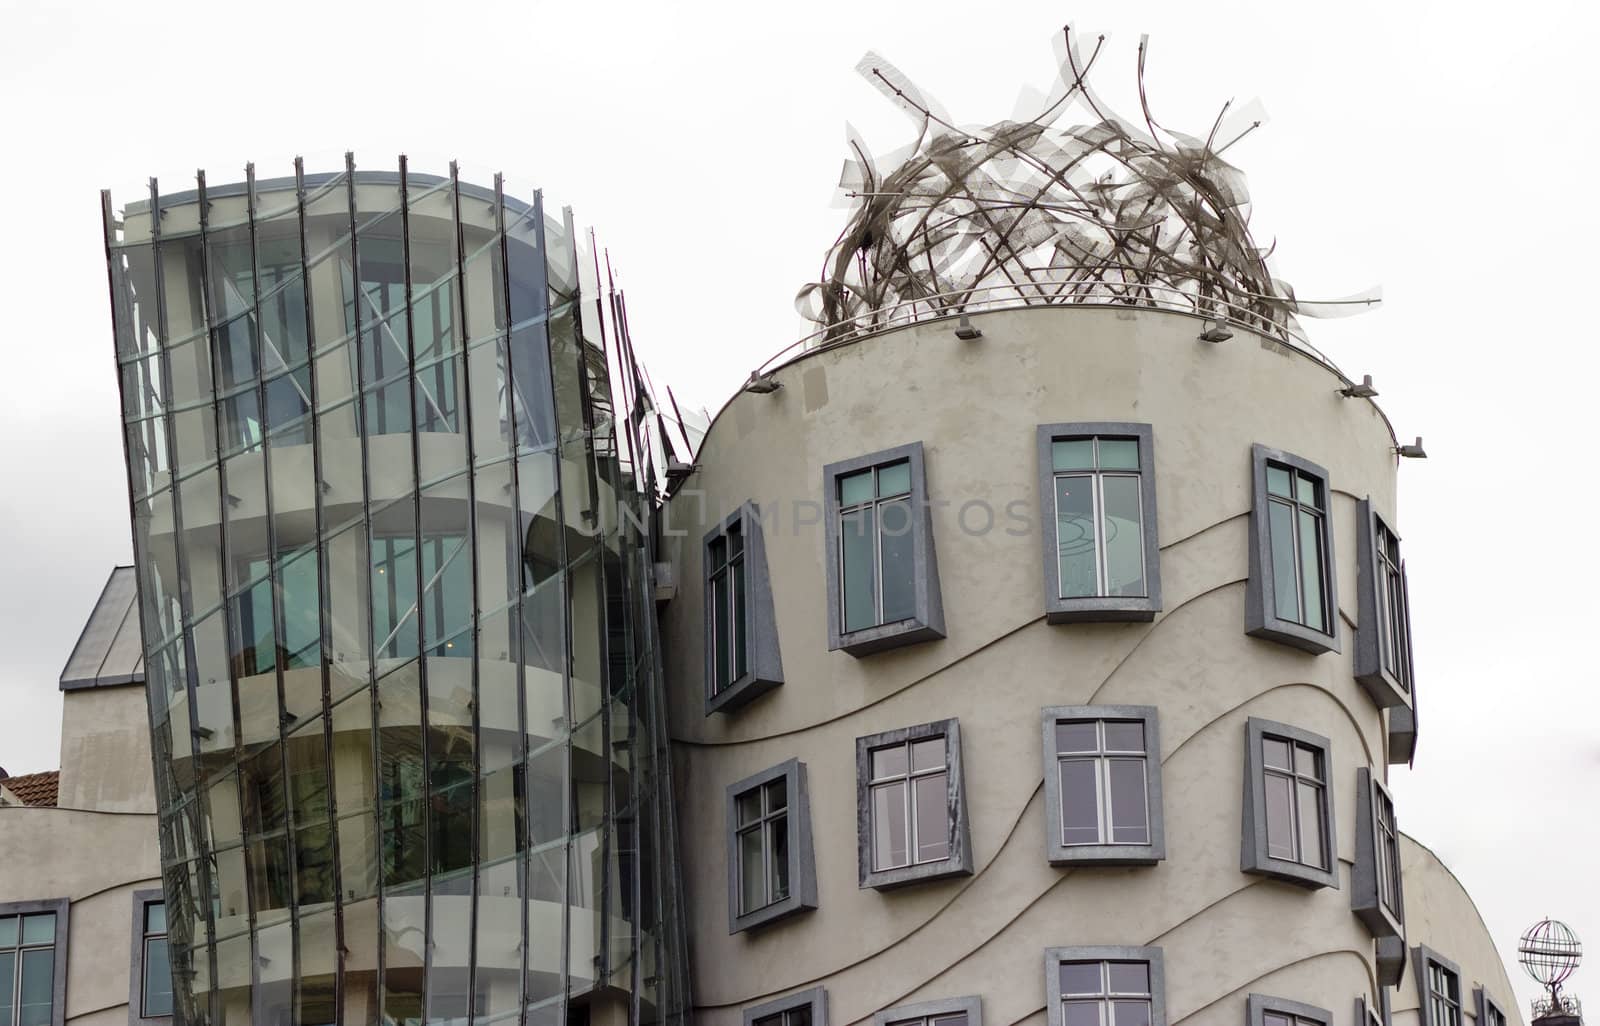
[102,160,690,1026]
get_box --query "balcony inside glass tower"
[103,162,688,1026]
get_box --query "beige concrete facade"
[659,306,1523,1026]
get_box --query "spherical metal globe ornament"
[1520,919,1582,1005]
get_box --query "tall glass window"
[237,556,321,672]
[1264,461,1329,632]
[140,902,172,1018]
[1426,962,1461,1026]
[1261,734,1328,871]
[1053,719,1150,847]
[1374,519,1411,691]
[868,734,948,872]
[0,911,57,1026]
[1051,436,1146,599]
[1057,960,1151,1026]
[733,777,789,916]
[371,534,472,660]
[838,459,915,633]
[708,521,747,697]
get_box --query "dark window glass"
[1261,735,1328,870]
[839,460,915,632]
[1427,963,1461,1026]
[707,522,747,697]
[0,913,57,1026]
[1051,437,1147,599]
[1058,960,1152,1026]
[1265,461,1330,632]
[142,901,173,1017]
[869,735,949,872]
[1054,720,1151,847]
[733,777,790,915]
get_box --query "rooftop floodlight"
[954,312,983,340]
[744,370,783,394]
[1198,320,1233,343]
[1394,437,1427,459]
[1339,374,1379,399]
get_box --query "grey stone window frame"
[823,441,946,657]
[128,888,172,1026]
[1475,988,1508,1026]
[1247,994,1333,1026]
[1355,500,1415,711]
[1356,991,1392,1026]
[1040,705,1166,865]
[1036,423,1163,623]
[873,995,983,1026]
[1388,701,1417,767]
[1240,717,1340,890]
[1412,946,1463,1026]
[1044,946,1167,1026]
[0,896,70,1026]
[726,759,818,934]
[744,987,829,1026]
[704,501,785,716]
[1246,444,1341,655]
[856,718,973,890]
[1352,768,1406,986]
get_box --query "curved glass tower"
[101,157,690,1026]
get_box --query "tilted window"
[1356,500,1416,711]
[1412,947,1463,1026]
[1353,769,1406,984]
[129,890,173,1024]
[1045,947,1167,1026]
[856,719,972,889]
[1247,994,1332,1026]
[824,443,945,656]
[0,899,68,1026]
[1241,718,1339,889]
[1041,706,1166,865]
[1357,992,1391,1026]
[1476,989,1508,1026]
[704,503,784,715]
[1037,424,1162,623]
[726,759,817,933]
[874,996,982,1026]
[1247,445,1339,654]
[745,988,828,1026]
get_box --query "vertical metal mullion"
[1092,471,1106,596]
[292,156,347,1026]
[1096,722,1111,844]
[902,743,916,866]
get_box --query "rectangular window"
[141,901,172,1019]
[726,760,816,933]
[1247,445,1339,654]
[743,988,827,1026]
[1046,948,1166,1026]
[856,720,972,889]
[1042,706,1165,865]
[1038,424,1162,623]
[1241,718,1338,889]
[0,900,66,1026]
[825,443,945,656]
[736,778,789,914]
[878,999,980,1026]
[1356,501,1416,711]
[1425,960,1460,1026]
[1353,768,1404,982]
[1476,989,1508,1026]
[1246,994,1332,1026]
[709,522,748,696]
[704,503,785,715]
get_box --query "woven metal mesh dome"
[1520,919,1583,988]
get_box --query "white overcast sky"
[1,0,1595,1011]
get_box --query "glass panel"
[1294,743,1323,781]
[1055,475,1097,598]
[1098,439,1139,471]
[872,744,907,780]
[913,772,948,862]
[1112,1003,1151,1026]
[711,568,731,692]
[1108,962,1148,994]
[1265,1015,1292,1026]
[911,737,945,772]
[1264,773,1295,860]
[1059,962,1102,994]
[144,936,175,1016]
[1296,471,1319,507]
[738,827,765,913]
[1053,439,1093,472]
[0,951,12,1026]
[876,461,911,497]
[1101,475,1145,597]
[841,506,876,632]
[770,813,790,901]
[19,914,53,946]
[1059,759,1100,845]
[1063,1003,1101,1026]
[1056,721,1098,754]
[1297,781,1325,868]
[871,781,908,870]
[764,778,787,811]
[839,469,874,506]
[1107,759,1149,844]
[879,497,916,623]
[0,916,17,947]
[1103,721,1143,752]
[1268,501,1300,622]
[18,947,53,1026]
[1297,509,1325,631]
[1262,737,1291,771]
[1266,464,1292,498]
[733,555,749,679]
[735,790,762,826]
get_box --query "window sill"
[1047,842,1165,867]
[1246,618,1340,655]
[1243,857,1339,891]
[860,856,972,891]
[1046,596,1160,624]
[730,893,814,935]
[833,617,945,657]
[1355,665,1411,712]
[705,672,782,717]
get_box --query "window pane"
[788,1008,813,1026]
[839,469,874,506]
[1265,1015,1293,1026]
[913,773,949,862]
[1107,759,1150,844]
[1059,962,1102,995]
[764,778,787,812]
[771,814,790,902]
[1102,475,1145,597]
[146,901,167,935]
[1113,1003,1151,1026]
[1266,464,1293,497]
[911,737,945,772]
[1053,439,1094,471]
[733,557,749,679]
[0,952,11,1026]
[19,915,53,946]
[872,781,908,870]
[19,947,52,1026]
[1059,758,1101,845]
[1264,772,1296,860]
[144,936,174,1016]
[736,790,761,826]
[1056,475,1098,598]
[1063,1003,1101,1026]
[877,461,911,497]
[1297,509,1325,631]
[1293,743,1323,781]
[1098,438,1139,471]
[1056,721,1098,754]
[1103,721,1143,753]
[739,827,766,913]
[1107,962,1149,994]
[1262,737,1292,771]
[708,536,726,567]
[880,496,917,623]
[932,1015,969,1026]
[1297,781,1325,868]
[1296,472,1319,506]
[1268,500,1300,622]
[842,506,877,632]
[873,744,908,780]
[0,916,15,947]
[712,569,731,692]
[728,523,745,557]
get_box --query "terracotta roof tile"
[2,771,59,807]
